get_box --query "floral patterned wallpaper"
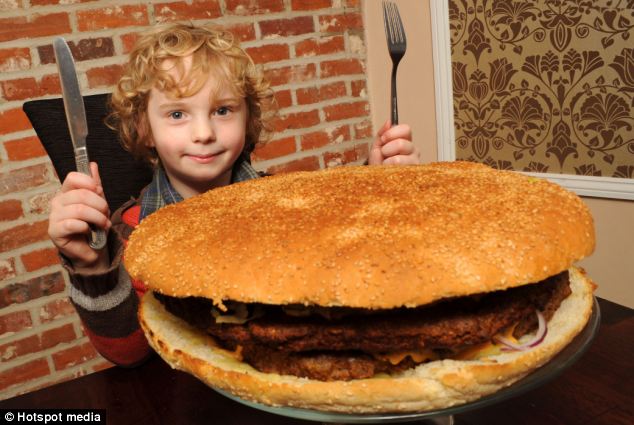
[449,0,634,178]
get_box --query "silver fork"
[382,1,407,125]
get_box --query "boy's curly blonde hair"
[108,23,275,166]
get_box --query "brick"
[1,78,38,101]
[301,131,329,150]
[0,108,31,135]
[0,335,38,362]
[77,5,149,31]
[5,136,46,161]
[0,0,21,10]
[272,110,320,132]
[296,86,321,107]
[0,164,51,196]
[319,12,363,33]
[226,23,256,42]
[225,0,285,15]
[38,37,115,65]
[21,247,60,272]
[296,81,346,105]
[267,156,320,174]
[0,13,71,43]
[346,0,360,7]
[300,124,350,150]
[354,119,373,139]
[120,32,140,54]
[291,0,331,10]
[0,272,65,308]
[155,0,222,22]
[41,323,76,348]
[265,63,316,86]
[0,324,75,362]
[260,16,314,38]
[324,100,369,121]
[0,47,30,72]
[0,199,23,222]
[274,89,293,109]
[1,75,60,101]
[52,341,98,370]
[0,258,17,281]
[0,358,49,391]
[320,58,364,78]
[27,191,55,216]
[323,143,367,167]
[39,298,76,324]
[0,220,49,252]
[40,74,61,96]
[295,35,344,57]
[87,64,124,88]
[245,44,290,64]
[351,79,367,97]
[0,310,32,337]
[252,136,296,161]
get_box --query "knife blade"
[53,37,106,250]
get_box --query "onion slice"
[493,310,547,352]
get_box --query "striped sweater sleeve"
[64,199,152,367]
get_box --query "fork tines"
[382,1,407,125]
[382,1,406,46]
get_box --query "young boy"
[48,23,420,367]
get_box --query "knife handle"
[75,147,107,250]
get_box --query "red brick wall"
[0,0,371,399]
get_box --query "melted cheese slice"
[374,349,439,365]
[453,323,519,360]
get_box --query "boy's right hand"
[48,162,111,272]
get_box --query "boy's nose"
[192,118,215,143]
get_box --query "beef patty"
[155,271,571,381]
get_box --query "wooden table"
[1,298,631,424]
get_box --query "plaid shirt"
[139,154,261,222]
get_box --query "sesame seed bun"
[138,266,595,413]
[125,162,595,308]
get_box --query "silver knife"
[53,37,106,250]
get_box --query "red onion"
[493,310,547,351]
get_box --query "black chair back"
[23,94,153,213]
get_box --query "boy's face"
[146,58,248,198]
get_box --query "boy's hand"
[368,120,420,165]
[48,162,111,272]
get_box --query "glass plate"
[213,297,600,424]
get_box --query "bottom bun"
[138,267,595,413]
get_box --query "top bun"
[124,162,595,308]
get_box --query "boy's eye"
[215,106,230,116]
[169,111,184,120]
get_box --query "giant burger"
[125,161,596,413]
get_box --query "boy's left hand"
[368,120,420,165]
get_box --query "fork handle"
[390,67,399,125]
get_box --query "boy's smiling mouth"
[186,152,221,163]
